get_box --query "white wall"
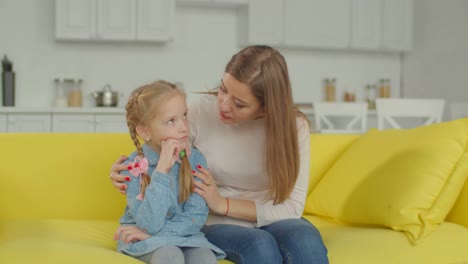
[0,0,401,107]
[402,0,468,118]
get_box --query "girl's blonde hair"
[225,45,309,205]
[125,80,193,203]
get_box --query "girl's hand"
[193,165,226,215]
[110,155,131,194]
[114,225,150,244]
[156,139,181,173]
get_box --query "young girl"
[114,80,225,264]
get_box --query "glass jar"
[67,79,83,107]
[379,79,391,98]
[325,78,336,102]
[365,84,377,109]
[54,78,67,107]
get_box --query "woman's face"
[217,73,264,124]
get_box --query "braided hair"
[125,80,193,202]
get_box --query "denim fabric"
[202,218,328,264]
[117,144,225,259]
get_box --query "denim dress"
[117,144,225,259]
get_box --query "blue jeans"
[201,218,328,264]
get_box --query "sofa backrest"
[0,133,133,221]
[1,133,466,227]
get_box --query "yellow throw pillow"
[306,118,468,245]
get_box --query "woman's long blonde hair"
[125,80,193,203]
[225,45,308,205]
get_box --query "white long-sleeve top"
[189,95,310,227]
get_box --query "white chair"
[450,102,468,120]
[313,102,368,134]
[376,98,445,130]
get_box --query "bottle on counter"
[365,84,377,109]
[344,89,356,102]
[325,78,336,102]
[54,78,67,107]
[2,55,15,106]
[379,79,391,98]
[67,79,83,107]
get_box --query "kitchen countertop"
[0,105,377,115]
[0,107,125,114]
[295,103,377,116]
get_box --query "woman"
[111,45,329,264]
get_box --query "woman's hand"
[193,165,227,215]
[110,155,132,194]
[114,225,150,244]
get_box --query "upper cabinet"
[238,0,283,46]
[350,0,382,49]
[55,0,97,40]
[97,0,136,40]
[55,0,174,42]
[350,0,412,51]
[382,0,413,51]
[284,0,351,49]
[241,0,413,52]
[176,0,247,7]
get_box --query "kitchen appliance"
[91,84,119,107]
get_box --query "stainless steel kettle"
[91,84,119,107]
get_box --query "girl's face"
[217,73,264,124]
[140,93,189,152]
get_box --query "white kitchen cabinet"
[382,0,413,51]
[7,114,52,133]
[0,114,7,132]
[56,0,97,40]
[137,0,174,41]
[350,0,382,49]
[55,0,174,42]
[176,0,247,7]
[238,0,283,46]
[95,114,128,133]
[284,0,351,48]
[52,114,95,132]
[239,0,412,52]
[351,0,412,51]
[97,0,136,40]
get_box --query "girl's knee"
[184,248,216,264]
[150,246,184,264]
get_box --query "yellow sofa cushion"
[308,134,359,194]
[0,133,133,221]
[303,215,468,264]
[447,178,468,228]
[0,219,234,264]
[306,118,468,244]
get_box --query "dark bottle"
[2,55,15,106]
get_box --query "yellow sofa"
[0,132,467,264]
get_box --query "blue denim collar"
[141,144,160,166]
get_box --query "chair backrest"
[376,98,445,129]
[313,102,368,134]
[450,102,468,120]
